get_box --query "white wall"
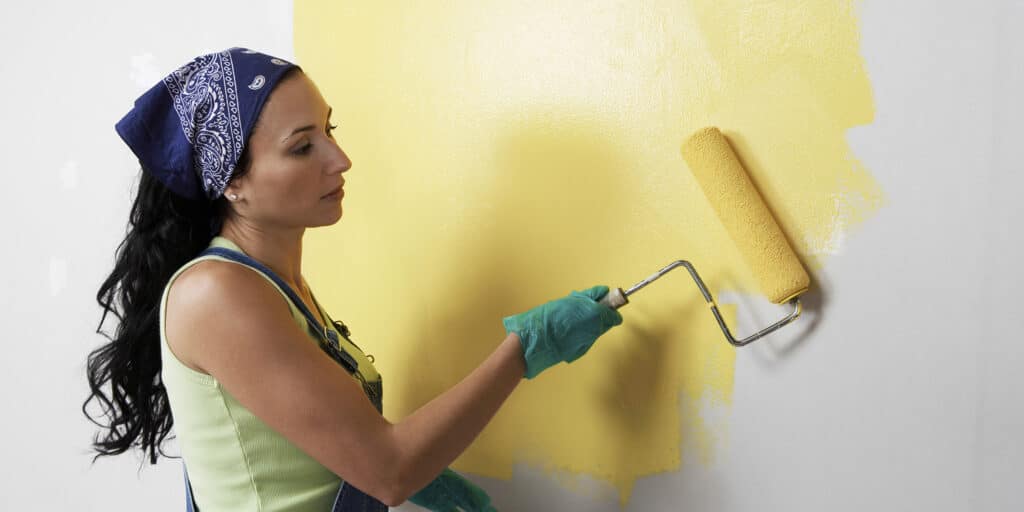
[2,1,1021,510]
[0,1,295,509]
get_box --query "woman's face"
[224,71,351,229]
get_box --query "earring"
[229,193,238,200]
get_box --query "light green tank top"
[159,235,380,511]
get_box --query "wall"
[2,1,1021,510]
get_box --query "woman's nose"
[329,146,352,174]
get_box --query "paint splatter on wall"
[297,0,882,505]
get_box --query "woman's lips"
[322,185,343,199]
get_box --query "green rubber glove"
[408,467,497,511]
[502,285,624,379]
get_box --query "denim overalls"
[182,246,388,512]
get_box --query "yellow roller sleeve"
[681,127,810,304]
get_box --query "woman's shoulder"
[173,256,259,294]
[168,258,270,321]
[164,258,295,374]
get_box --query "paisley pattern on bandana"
[115,47,299,201]
[162,50,244,199]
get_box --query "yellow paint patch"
[296,0,882,506]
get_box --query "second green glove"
[408,467,497,511]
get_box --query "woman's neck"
[217,219,306,291]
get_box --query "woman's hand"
[408,467,497,511]
[502,285,624,379]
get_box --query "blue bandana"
[115,47,301,200]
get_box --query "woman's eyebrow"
[281,106,333,143]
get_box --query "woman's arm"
[388,332,524,503]
[167,261,525,507]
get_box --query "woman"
[84,47,623,512]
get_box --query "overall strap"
[183,463,199,512]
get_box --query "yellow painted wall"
[296,0,882,505]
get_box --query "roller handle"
[598,287,629,310]
[594,260,804,346]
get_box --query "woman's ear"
[223,179,245,201]
[224,187,240,201]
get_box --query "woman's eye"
[293,124,338,155]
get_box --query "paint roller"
[598,126,810,346]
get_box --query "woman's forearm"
[387,332,526,503]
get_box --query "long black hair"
[82,149,252,465]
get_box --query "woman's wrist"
[501,332,526,379]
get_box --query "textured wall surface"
[296,0,880,506]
